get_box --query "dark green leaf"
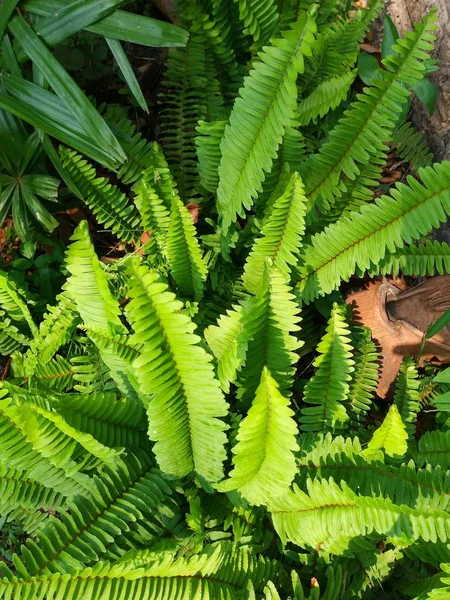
[381,14,399,59]
[1,33,21,76]
[0,183,14,225]
[22,0,188,47]
[41,134,83,200]
[0,0,18,43]
[11,186,29,239]
[18,132,42,175]
[9,15,126,166]
[106,37,148,112]
[412,78,438,115]
[22,186,58,232]
[22,174,59,200]
[357,53,380,86]
[426,307,450,340]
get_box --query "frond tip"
[219,367,299,505]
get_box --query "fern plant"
[2,2,450,599]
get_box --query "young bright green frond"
[216,12,317,231]
[394,357,420,440]
[297,68,356,126]
[302,12,437,211]
[242,172,307,295]
[219,367,298,505]
[13,455,173,578]
[65,221,125,333]
[29,355,75,392]
[70,347,113,395]
[300,303,354,432]
[298,162,450,303]
[59,148,141,243]
[167,197,208,301]
[363,405,408,459]
[23,291,78,376]
[126,261,228,481]
[347,327,379,426]
[270,477,450,550]
[0,271,36,336]
[370,240,450,277]
[238,266,301,405]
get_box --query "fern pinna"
[2,2,450,599]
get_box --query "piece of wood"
[374,0,450,160]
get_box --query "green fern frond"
[29,355,75,392]
[302,12,437,211]
[204,300,253,393]
[270,477,450,550]
[369,240,450,277]
[59,148,141,243]
[234,0,278,49]
[219,367,298,504]
[23,291,78,377]
[300,303,354,432]
[392,121,433,173]
[415,430,450,469]
[126,260,228,481]
[1,543,276,599]
[298,162,450,303]
[216,11,317,231]
[53,391,147,449]
[70,349,113,394]
[12,455,173,578]
[158,37,208,200]
[297,68,356,126]
[167,197,208,301]
[363,404,408,459]
[133,175,170,263]
[0,271,36,336]
[347,327,379,427]
[79,325,141,366]
[0,390,91,497]
[393,357,420,440]
[0,463,67,531]
[238,266,301,405]
[242,172,307,295]
[196,120,227,194]
[0,314,29,355]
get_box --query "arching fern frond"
[216,11,317,231]
[59,148,141,243]
[270,477,450,550]
[219,367,298,505]
[1,543,276,600]
[238,266,301,405]
[302,12,437,211]
[196,119,227,194]
[393,357,420,441]
[125,260,228,481]
[415,430,450,469]
[0,314,29,355]
[242,172,307,295]
[297,68,356,126]
[0,271,36,336]
[28,355,75,392]
[298,162,450,303]
[369,240,450,277]
[300,303,354,432]
[23,291,78,377]
[167,197,208,301]
[347,327,379,427]
[12,454,173,578]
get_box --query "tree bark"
[377,0,450,161]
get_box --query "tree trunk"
[378,0,450,161]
